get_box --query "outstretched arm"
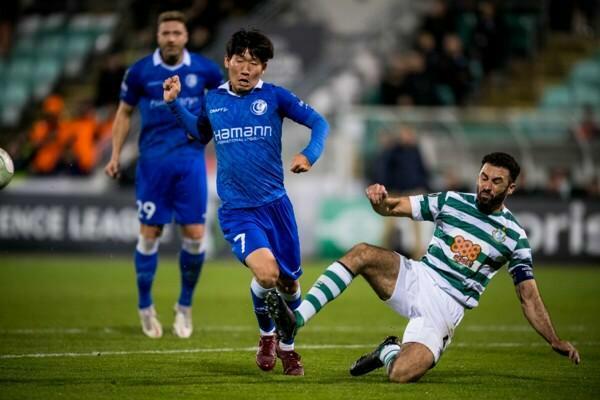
[163,75,211,143]
[516,279,580,364]
[365,183,412,217]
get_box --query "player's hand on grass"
[365,183,388,205]
[552,340,580,365]
[290,154,311,173]
[163,75,181,103]
[104,158,120,179]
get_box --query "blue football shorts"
[218,194,302,280]
[135,154,207,226]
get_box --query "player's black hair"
[481,152,520,182]
[226,29,274,63]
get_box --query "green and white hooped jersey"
[409,191,533,309]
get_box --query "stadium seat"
[540,85,572,108]
[0,82,30,126]
[30,58,62,100]
[11,36,37,58]
[457,13,476,48]
[38,13,67,36]
[15,15,42,37]
[505,13,538,57]
[5,57,35,81]
[569,60,600,87]
[573,85,600,106]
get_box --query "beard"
[160,47,182,65]
[476,186,509,214]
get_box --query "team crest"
[185,73,198,88]
[492,228,507,243]
[251,99,268,115]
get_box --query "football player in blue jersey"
[163,29,329,375]
[104,11,223,339]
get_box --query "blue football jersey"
[120,49,222,159]
[201,81,326,209]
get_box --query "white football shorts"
[385,255,465,363]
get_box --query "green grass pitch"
[0,255,599,400]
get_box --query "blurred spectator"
[420,0,458,51]
[584,175,600,198]
[399,51,441,105]
[26,95,100,176]
[378,54,408,105]
[371,125,429,258]
[65,101,99,175]
[27,95,70,175]
[0,2,19,56]
[95,52,127,109]
[472,0,508,75]
[544,167,572,199]
[438,34,473,105]
[571,104,600,143]
[413,31,441,81]
[378,51,440,106]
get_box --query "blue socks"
[134,250,158,309]
[251,278,276,335]
[178,249,205,307]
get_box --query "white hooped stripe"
[181,237,205,255]
[329,262,354,285]
[136,235,160,255]
[250,277,274,298]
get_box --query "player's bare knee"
[181,224,205,241]
[388,362,427,384]
[342,242,375,273]
[255,269,279,289]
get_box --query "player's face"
[476,163,515,214]
[224,50,266,94]
[157,21,188,65]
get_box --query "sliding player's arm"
[365,183,412,217]
[515,278,580,364]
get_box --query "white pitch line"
[1,342,597,360]
[0,324,589,335]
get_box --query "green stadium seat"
[15,15,42,37]
[30,58,62,100]
[457,13,477,48]
[573,85,600,106]
[5,57,35,81]
[569,60,600,86]
[505,13,538,57]
[540,85,572,108]
[11,36,37,58]
[37,34,67,59]
[38,13,67,36]
[1,82,30,126]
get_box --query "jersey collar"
[153,48,191,70]
[218,80,264,96]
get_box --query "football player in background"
[104,11,223,339]
[267,152,580,381]
[163,29,329,375]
